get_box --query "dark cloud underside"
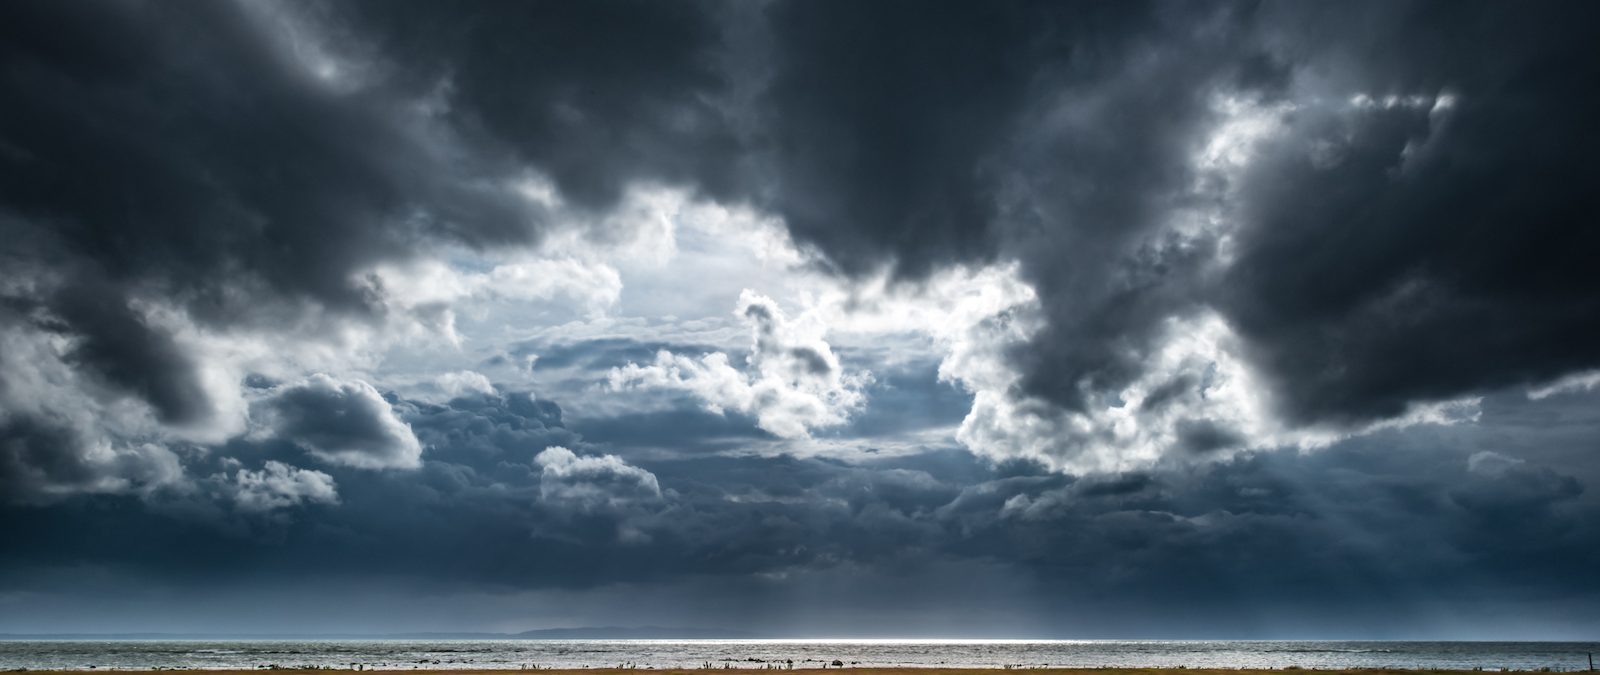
[2,0,1599,636]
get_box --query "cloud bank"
[2,0,1599,636]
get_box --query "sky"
[1,0,1599,639]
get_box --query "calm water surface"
[1,640,1596,671]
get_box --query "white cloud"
[1527,369,1600,400]
[944,302,1480,474]
[922,90,1478,474]
[228,460,339,512]
[533,445,661,513]
[665,235,1479,473]
[376,165,1483,475]
[0,317,190,501]
[435,370,496,399]
[609,290,870,438]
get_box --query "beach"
[0,669,1545,675]
[3,642,1594,673]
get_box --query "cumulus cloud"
[9,0,1595,485]
[951,307,1479,473]
[434,371,496,399]
[0,422,184,504]
[0,308,191,501]
[754,77,1490,473]
[227,461,339,512]
[256,374,423,469]
[533,446,662,513]
[406,390,575,471]
[0,0,718,499]
[609,291,869,438]
[4,0,1600,636]
[734,1,1600,474]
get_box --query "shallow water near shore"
[1,640,1597,672]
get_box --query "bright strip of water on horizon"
[1,640,1598,671]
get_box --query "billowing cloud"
[0,0,722,495]
[226,460,339,512]
[0,311,189,502]
[735,1,1600,472]
[3,0,1600,638]
[2,390,1597,636]
[534,446,662,514]
[9,0,1597,481]
[609,291,869,439]
[0,421,184,504]
[256,374,423,469]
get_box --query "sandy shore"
[3,669,1531,675]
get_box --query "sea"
[1,640,1597,672]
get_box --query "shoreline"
[5,669,1585,675]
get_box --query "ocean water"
[0,640,1596,672]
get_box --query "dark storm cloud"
[404,390,575,465]
[258,375,422,469]
[749,0,1600,430]
[0,417,179,504]
[757,0,1084,277]
[5,388,1596,622]
[0,1,538,316]
[0,0,736,475]
[3,389,935,588]
[944,440,1596,613]
[754,0,1261,413]
[6,0,1596,481]
[0,292,187,501]
[4,0,1600,637]
[0,0,511,478]
[49,281,213,426]
[1213,2,1600,424]
[0,420,85,498]
[325,0,748,211]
